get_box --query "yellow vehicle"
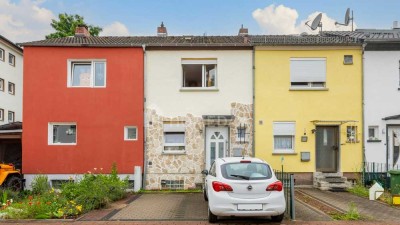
[0,164,23,191]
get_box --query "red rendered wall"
[22,47,144,174]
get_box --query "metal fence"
[363,162,400,189]
[274,170,295,220]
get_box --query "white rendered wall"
[364,51,400,164]
[0,40,23,125]
[145,50,252,117]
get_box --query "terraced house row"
[9,23,399,190]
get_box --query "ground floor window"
[163,122,185,153]
[48,123,77,145]
[273,122,295,153]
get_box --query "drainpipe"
[142,44,147,190]
[252,47,255,157]
[361,42,367,176]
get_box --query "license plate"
[237,204,263,211]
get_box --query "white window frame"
[8,82,15,95]
[163,123,186,154]
[48,122,77,145]
[181,59,218,90]
[290,58,327,89]
[0,109,4,121]
[273,122,295,153]
[124,126,138,141]
[0,48,4,61]
[0,78,4,92]
[9,53,15,66]
[8,111,14,123]
[368,126,379,141]
[67,60,106,88]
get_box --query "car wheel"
[6,176,22,192]
[208,206,218,223]
[203,188,208,201]
[271,213,284,222]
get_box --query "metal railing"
[363,162,400,189]
[274,170,295,220]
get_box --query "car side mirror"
[201,169,208,175]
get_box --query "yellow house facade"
[253,36,363,187]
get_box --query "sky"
[1,0,400,43]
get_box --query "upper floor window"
[9,53,15,66]
[8,111,14,123]
[0,109,4,121]
[8,82,15,95]
[124,126,138,141]
[290,58,326,89]
[68,60,106,87]
[0,78,4,92]
[182,59,217,88]
[48,123,77,145]
[273,122,295,153]
[0,48,4,61]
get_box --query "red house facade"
[21,30,144,187]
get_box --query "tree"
[46,13,102,39]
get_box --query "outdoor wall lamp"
[311,129,316,134]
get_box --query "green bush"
[31,175,51,195]
[61,163,128,212]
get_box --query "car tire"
[208,207,218,223]
[6,176,23,192]
[271,213,284,222]
[203,188,208,201]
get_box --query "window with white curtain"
[273,122,295,153]
[163,123,186,153]
[290,58,326,88]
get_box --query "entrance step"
[313,172,351,191]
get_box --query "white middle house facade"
[144,36,253,189]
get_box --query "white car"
[202,157,286,223]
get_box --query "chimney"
[393,21,399,30]
[75,24,90,37]
[157,22,167,37]
[238,24,248,36]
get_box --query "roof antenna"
[305,13,323,33]
[335,8,354,31]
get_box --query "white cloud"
[253,4,356,35]
[0,0,55,43]
[101,22,130,36]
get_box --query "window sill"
[367,139,382,143]
[272,151,297,155]
[180,87,219,92]
[49,143,77,146]
[289,87,329,91]
[162,151,186,155]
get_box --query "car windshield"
[221,162,272,180]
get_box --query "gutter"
[142,44,147,190]
[361,42,367,172]
[0,129,22,133]
[252,47,255,157]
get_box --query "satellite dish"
[305,13,322,31]
[335,8,354,31]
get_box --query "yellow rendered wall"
[254,47,363,173]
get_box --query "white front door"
[205,127,228,170]
[388,126,400,168]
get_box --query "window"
[182,59,217,88]
[346,126,358,143]
[344,55,353,65]
[290,58,326,88]
[221,163,272,180]
[163,123,185,153]
[8,111,14,123]
[8,82,15,95]
[124,126,137,140]
[368,126,379,140]
[0,109,3,121]
[48,123,77,145]
[51,180,71,189]
[273,122,295,152]
[0,78,4,91]
[9,53,15,66]
[68,60,106,87]
[0,48,4,61]
[161,180,184,190]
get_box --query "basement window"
[68,60,106,87]
[51,180,71,189]
[48,123,77,145]
[182,59,217,88]
[161,180,184,190]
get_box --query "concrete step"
[319,177,348,183]
[314,172,343,178]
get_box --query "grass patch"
[138,189,202,194]
[347,184,369,198]
[331,202,362,220]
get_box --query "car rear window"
[221,162,272,180]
